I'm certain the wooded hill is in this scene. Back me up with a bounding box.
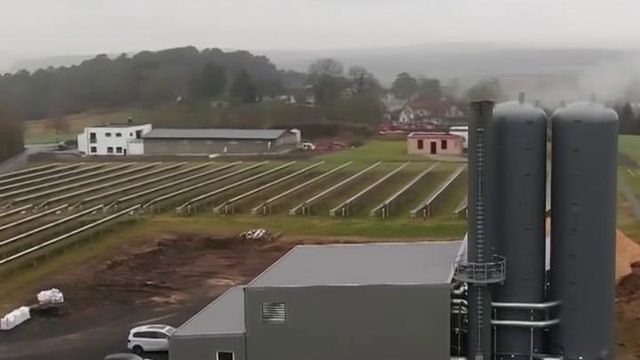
[0,46,306,121]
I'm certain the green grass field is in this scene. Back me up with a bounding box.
[23,109,139,144]
[619,135,640,162]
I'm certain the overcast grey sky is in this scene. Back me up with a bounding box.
[0,0,638,59]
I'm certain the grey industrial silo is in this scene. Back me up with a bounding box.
[548,102,618,360]
[489,99,548,359]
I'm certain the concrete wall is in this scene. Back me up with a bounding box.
[407,137,463,155]
[169,334,245,360]
[244,284,451,360]
[144,134,298,156]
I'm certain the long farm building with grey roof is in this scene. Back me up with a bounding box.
[77,124,301,156]
[142,128,300,156]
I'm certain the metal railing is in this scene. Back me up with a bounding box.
[453,255,506,284]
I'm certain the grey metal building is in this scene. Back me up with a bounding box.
[142,128,300,155]
[170,241,463,360]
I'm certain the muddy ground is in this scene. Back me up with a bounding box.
[0,230,640,359]
[0,233,305,360]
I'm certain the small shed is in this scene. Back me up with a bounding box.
[407,132,464,156]
[170,241,463,360]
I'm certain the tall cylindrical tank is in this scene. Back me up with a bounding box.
[490,100,548,359]
[549,102,618,360]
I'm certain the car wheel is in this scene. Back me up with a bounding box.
[132,345,144,355]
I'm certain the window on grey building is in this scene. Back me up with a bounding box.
[89,132,97,144]
[90,146,97,153]
[105,132,112,137]
[107,147,114,154]
[261,302,286,324]
[116,147,123,154]
[115,132,122,137]
[217,351,234,360]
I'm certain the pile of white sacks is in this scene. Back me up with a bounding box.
[0,307,30,331]
[0,288,64,331]
[37,288,64,305]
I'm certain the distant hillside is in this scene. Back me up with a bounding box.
[261,43,640,103]
[0,46,306,120]
[9,54,119,73]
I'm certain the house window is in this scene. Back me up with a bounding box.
[115,133,122,137]
[441,139,447,150]
[262,302,286,324]
[217,351,234,360]
[105,132,112,137]
[107,147,114,154]
[116,147,123,154]
[417,139,424,150]
[90,146,97,153]
[129,132,133,137]
[89,133,97,144]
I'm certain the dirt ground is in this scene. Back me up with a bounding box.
[616,230,640,360]
[0,232,309,359]
[59,233,304,314]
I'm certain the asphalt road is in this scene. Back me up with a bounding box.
[0,300,208,360]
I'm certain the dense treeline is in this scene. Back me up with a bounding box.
[0,108,24,161]
[616,102,640,135]
[0,46,305,120]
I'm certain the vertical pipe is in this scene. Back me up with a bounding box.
[467,100,495,360]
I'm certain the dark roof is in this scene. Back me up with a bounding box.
[248,241,463,287]
[408,132,463,140]
[143,128,288,140]
[174,286,245,337]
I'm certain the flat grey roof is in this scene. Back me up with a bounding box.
[249,241,463,287]
[174,286,245,337]
[143,128,288,140]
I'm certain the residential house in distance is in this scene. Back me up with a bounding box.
[407,132,464,156]
[399,96,466,126]
[169,241,463,360]
[77,123,151,156]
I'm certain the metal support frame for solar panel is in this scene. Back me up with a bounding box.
[0,205,104,259]
[453,197,468,219]
[369,163,439,219]
[0,205,140,271]
[214,161,324,215]
[176,162,296,215]
[38,162,185,209]
[251,161,352,216]
[0,204,68,233]
[289,162,382,216]
[330,162,409,217]
[85,162,230,210]
[0,163,76,186]
[140,162,259,212]
[0,204,34,220]
[0,163,102,193]
[410,164,467,219]
[0,163,60,180]
[0,163,130,204]
[2,163,146,206]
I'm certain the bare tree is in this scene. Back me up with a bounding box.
[307,59,344,79]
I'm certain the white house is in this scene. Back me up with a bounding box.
[449,126,469,149]
[77,123,152,156]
